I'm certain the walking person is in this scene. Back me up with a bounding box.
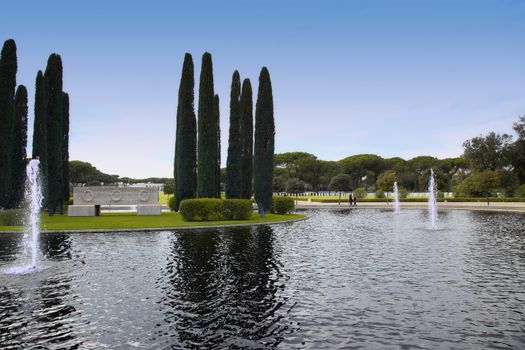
[353,195,357,206]
[348,193,353,207]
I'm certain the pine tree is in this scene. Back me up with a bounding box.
[0,39,17,209]
[174,53,197,211]
[62,92,70,202]
[215,94,221,197]
[32,70,48,205]
[44,53,64,214]
[240,78,253,199]
[9,85,28,208]
[253,67,275,213]
[225,71,242,198]
[197,52,219,198]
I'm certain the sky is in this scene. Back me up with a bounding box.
[1,0,524,178]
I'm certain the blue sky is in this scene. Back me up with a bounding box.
[2,0,524,178]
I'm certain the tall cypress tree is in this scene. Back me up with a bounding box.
[253,67,275,213]
[215,94,221,198]
[225,71,242,198]
[197,52,219,198]
[9,85,28,208]
[62,92,70,202]
[44,53,64,214]
[240,78,253,199]
[174,53,197,211]
[32,70,48,204]
[0,39,17,209]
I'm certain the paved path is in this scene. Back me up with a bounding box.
[294,200,525,212]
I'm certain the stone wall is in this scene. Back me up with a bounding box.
[73,187,159,205]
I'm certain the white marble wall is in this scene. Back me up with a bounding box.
[73,187,159,205]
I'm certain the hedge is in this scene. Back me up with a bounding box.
[179,198,253,221]
[272,197,295,214]
[168,196,175,211]
[0,209,25,226]
[223,199,253,220]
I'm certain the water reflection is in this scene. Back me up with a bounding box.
[42,232,72,260]
[0,232,81,348]
[0,232,23,262]
[0,210,524,349]
[159,226,294,348]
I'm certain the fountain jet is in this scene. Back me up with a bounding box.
[428,168,438,230]
[26,159,43,268]
[393,181,400,214]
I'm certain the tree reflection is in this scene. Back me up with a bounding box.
[160,225,293,348]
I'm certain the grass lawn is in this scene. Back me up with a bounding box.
[0,212,305,231]
[159,192,170,205]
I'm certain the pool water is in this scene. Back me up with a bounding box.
[1,209,524,349]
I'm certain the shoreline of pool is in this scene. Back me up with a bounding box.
[0,215,308,234]
[294,201,525,212]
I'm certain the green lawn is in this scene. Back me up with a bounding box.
[159,192,170,205]
[0,212,305,231]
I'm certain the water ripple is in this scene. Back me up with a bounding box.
[0,209,523,348]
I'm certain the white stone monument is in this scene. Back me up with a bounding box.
[68,187,161,216]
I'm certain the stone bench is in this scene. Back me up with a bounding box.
[68,205,97,217]
[137,205,162,216]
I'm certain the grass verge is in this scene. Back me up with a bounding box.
[0,212,305,232]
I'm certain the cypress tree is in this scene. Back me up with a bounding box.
[197,52,219,198]
[225,71,242,198]
[174,53,197,211]
[0,39,17,209]
[215,94,221,197]
[253,67,275,213]
[240,78,253,199]
[32,70,48,205]
[62,92,70,202]
[9,85,28,208]
[44,53,64,214]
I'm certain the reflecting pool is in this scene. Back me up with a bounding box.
[1,209,524,349]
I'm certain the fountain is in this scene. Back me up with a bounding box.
[393,181,401,214]
[5,159,43,274]
[428,168,438,230]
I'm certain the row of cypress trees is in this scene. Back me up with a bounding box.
[0,38,69,213]
[38,53,70,214]
[173,52,274,213]
[0,39,27,209]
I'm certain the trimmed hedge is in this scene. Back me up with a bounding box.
[223,199,253,220]
[168,196,175,211]
[179,198,253,221]
[272,197,295,214]
[0,209,24,226]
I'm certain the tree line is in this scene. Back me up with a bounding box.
[174,53,275,213]
[273,116,525,197]
[70,115,525,200]
[0,39,70,213]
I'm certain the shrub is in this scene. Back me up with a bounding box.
[398,187,409,199]
[179,198,223,221]
[68,197,74,205]
[272,196,295,215]
[374,190,385,199]
[517,184,525,198]
[0,209,24,226]
[168,195,175,211]
[353,188,366,199]
[223,199,253,220]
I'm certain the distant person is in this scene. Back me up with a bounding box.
[353,196,357,206]
[348,193,353,207]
